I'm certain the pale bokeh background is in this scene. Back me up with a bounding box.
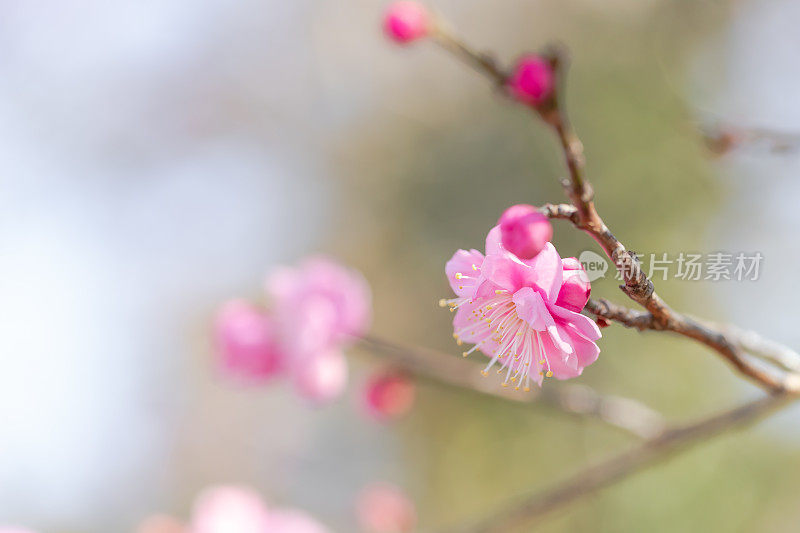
[1,0,800,531]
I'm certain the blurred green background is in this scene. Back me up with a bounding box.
[2,0,800,531]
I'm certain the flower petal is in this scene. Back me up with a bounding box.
[525,242,563,303]
[445,249,484,298]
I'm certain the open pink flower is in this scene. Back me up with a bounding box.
[356,483,416,533]
[441,225,600,389]
[214,300,285,383]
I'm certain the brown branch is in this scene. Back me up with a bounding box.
[423,25,798,393]
[359,335,666,439]
[460,392,795,533]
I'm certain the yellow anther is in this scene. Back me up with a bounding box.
[455,272,463,279]
[485,305,493,310]
[480,370,489,377]
[457,340,463,346]
[546,371,553,378]
[458,285,463,290]
[472,264,478,271]
[501,382,509,388]
[523,387,531,392]
[539,359,545,365]
[495,290,506,295]
[438,299,447,307]
[510,377,516,382]
[497,369,502,374]
[462,352,469,358]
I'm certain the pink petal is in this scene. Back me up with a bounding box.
[445,249,484,298]
[525,242,563,303]
[549,304,602,341]
[555,257,591,312]
[484,225,504,256]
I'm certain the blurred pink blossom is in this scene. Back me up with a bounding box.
[0,528,38,533]
[215,256,371,404]
[498,204,553,260]
[191,485,272,533]
[267,256,371,354]
[507,55,554,105]
[362,371,415,420]
[214,300,285,383]
[356,483,417,533]
[383,1,430,44]
[291,348,349,405]
[442,225,600,389]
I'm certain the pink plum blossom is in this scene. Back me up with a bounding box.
[363,371,415,420]
[215,256,371,404]
[507,55,554,105]
[383,1,430,44]
[356,483,417,533]
[0,529,38,533]
[441,225,601,389]
[498,204,553,259]
[214,300,285,383]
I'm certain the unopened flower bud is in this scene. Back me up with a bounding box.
[507,55,554,105]
[383,1,430,44]
[498,204,553,260]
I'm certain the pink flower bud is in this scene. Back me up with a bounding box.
[556,257,591,312]
[214,301,285,383]
[356,483,416,533]
[363,371,415,420]
[383,1,430,44]
[292,349,348,405]
[507,55,554,105]
[498,204,553,260]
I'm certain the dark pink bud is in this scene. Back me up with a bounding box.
[507,55,554,105]
[556,257,591,312]
[363,371,415,420]
[498,204,553,260]
[383,1,430,44]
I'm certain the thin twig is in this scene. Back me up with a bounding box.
[459,392,794,533]
[426,25,800,393]
[359,335,666,439]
